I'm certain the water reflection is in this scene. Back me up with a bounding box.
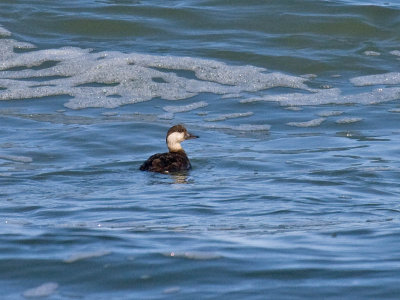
[171,172,189,184]
[146,171,192,185]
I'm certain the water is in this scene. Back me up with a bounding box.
[1,0,400,299]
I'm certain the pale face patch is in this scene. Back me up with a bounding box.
[167,131,185,152]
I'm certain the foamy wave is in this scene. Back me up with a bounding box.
[335,117,363,124]
[390,50,400,57]
[23,282,58,298]
[351,72,400,86]
[205,124,271,131]
[204,112,253,122]
[287,118,325,127]
[241,87,400,106]
[0,36,309,109]
[363,51,381,56]
[285,106,303,111]
[241,89,342,106]
[163,101,208,113]
[221,93,242,99]
[1,25,399,112]
[317,110,344,117]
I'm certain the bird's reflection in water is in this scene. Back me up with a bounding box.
[146,171,194,185]
[170,172,190,184]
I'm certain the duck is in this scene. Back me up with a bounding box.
[139,124,198,173]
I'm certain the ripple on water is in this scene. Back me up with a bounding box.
[0,154,33,163]
[64,250,111,263]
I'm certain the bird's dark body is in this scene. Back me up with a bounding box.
[139,150,191,173]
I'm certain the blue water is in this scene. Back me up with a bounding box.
[1,1,400,299]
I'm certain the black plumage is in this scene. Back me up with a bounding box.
[139,150,191,173]
[139,124,198,174]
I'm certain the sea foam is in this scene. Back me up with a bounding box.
[163,101,208,113]
[205,123,271,131]
[241,87,400,106]
[350,72,400,86]
[1,25,400,113]
[389,50,400,57]
[0,37,308,110]
[287,118,326,127]
[204,112,254,122]
[23,282,58,298]
[335,117,363,124]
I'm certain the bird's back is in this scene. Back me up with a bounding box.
[139,151,191,173]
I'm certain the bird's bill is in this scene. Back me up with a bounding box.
[185,132,199,140]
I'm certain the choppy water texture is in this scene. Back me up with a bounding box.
[1,1,400,299]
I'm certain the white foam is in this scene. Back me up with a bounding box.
[317,110,344,117]
[1,29,399,111]
[0,36,311,109]
[241,89,342,106]
[335,117,363,124]
[363,51,381,56]
[221,93,242,99]
[204,112,253,122]
[287,118,325,127]
[205,123,271,131]
[390,50,400,57]
[241,87,400,106]
[351,72,400,86]
[163,101,208,113]
[0,39,36,62]
[0,46,87,71]
[23,282,58,298]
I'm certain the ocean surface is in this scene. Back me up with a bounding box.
[1,0,400,299]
